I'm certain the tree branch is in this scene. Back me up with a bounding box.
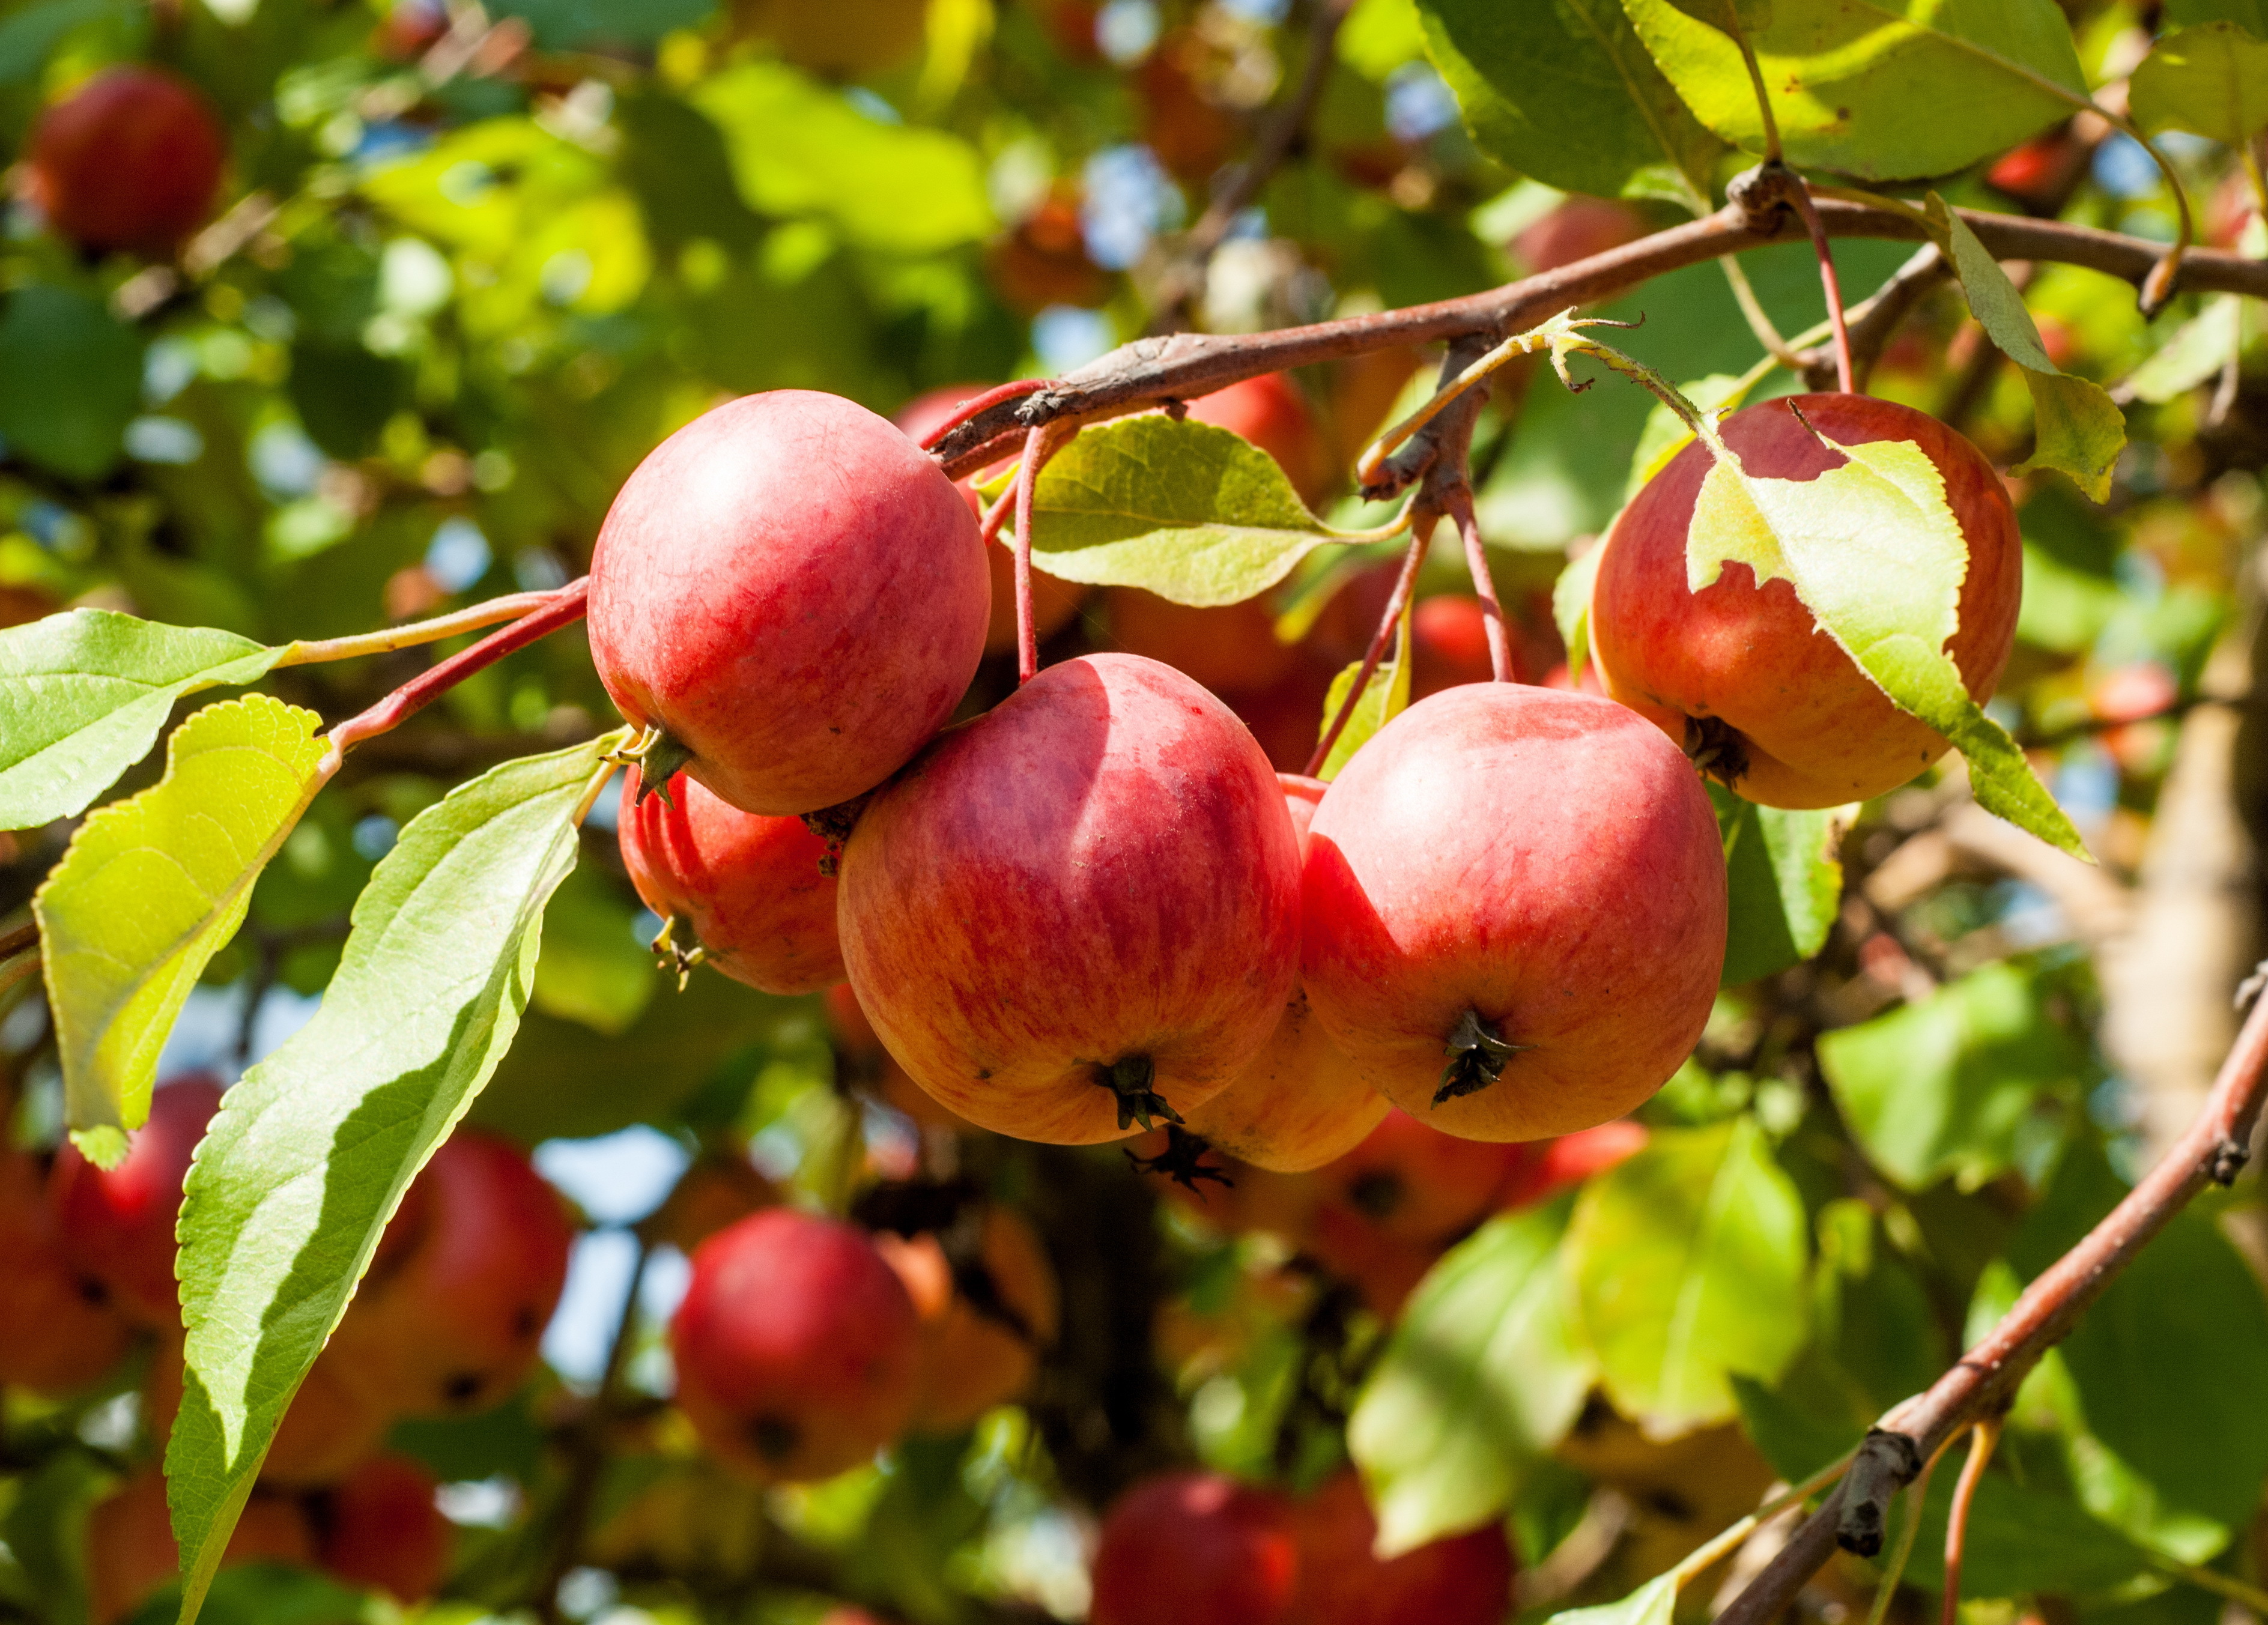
[935,201,2268,479]
[1717,978,2268,1624]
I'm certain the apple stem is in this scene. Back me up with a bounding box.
[1939,1420,1999,1625]
[1124,1125,1234,1194]
[1008,424,1069,685]
[1780,171,1858,393]
[913,379,1053,453]
[317,576,591,778]
[1303,529,1426,778]
[276,584,574,668]
[1444,486,1512,682]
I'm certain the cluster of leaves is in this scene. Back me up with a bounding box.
[0,0,2266,1620]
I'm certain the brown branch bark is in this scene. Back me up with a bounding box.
[1717,979,2268,1623]
[935,200,2268,479]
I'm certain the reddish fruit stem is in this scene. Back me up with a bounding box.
[318,578,591,775]
[915,380,1054,452]
[1786,178,1858,393]
[1302,530,1426,777]
[1010,425,1064,685]
[1445,485,1512,682]
[1940,1421,1998,1625]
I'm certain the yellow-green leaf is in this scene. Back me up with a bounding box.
[1687,423,2088,856]
[1553,542,1604,690]
[1026,416,1337,606]
[2130,22,2268,145]
[2121,295,2243,405]
[1930,198,2126,501]
[1316,610,1413,779]
[34,697,327,1160]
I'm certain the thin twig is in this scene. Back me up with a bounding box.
[1443,485,1510,682]
[1797,243,1953,392]
[1940,1420,1999,1625]
[0,922,35,963]
[276,587,571,667]
[1302,531,1425,776]
[1718,984,2268,1624]
[932,201,2267,480]
[317,579,590,776]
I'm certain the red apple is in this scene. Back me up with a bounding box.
[87,1469,312,1625]
[27,67,226,257]
[1497,1120,1649,1211]
[49,1076,223,1328]
[588,391,989,816]
[1408,595,1503,697]
[1108,591,1301,695]
[873,1203,1060,1433]
[618,764,843,994]
[0,1151,130,1394]
[1288,1470,1514,1624]
[1186,776,1389,1172]
[1590,394,2021,809]
[837,654,1303,1144]
[147,1334,395,1487]
[1512,197,1648,273]
[316,1454,452,1602]
[670,1208,920,1481]
[1090,1471,1300,1625]
[1302,685,1725,1141]
[1312,1108,1526,1247]
[1138,30,1239,183]
[892,385,1091,656]
[326,1130,572,1417]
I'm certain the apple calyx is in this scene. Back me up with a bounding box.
[750,1414,801,1465]
[617,727,696,807]
[1092,1055,1180,1132]
[1683,714,1751,784]
[648,914,706,991]
[1126,1125,1234,1194]
[1434,1009,1528,1105]
[800,793,872,878]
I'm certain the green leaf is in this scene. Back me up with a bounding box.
[529,859,656,1037]
[35,698,328,1155]
[1618,0,2088,178]
[1026,416,1336,606]
[1552,543,1603,688]
[0,0,123,83]
[1816,960,2087,1191]
[2170,0,2266,29]
[1418,0,1723,201]
[0,285,147,480]
[1715,787,1842,985]
[1685,422,2090,856]
[1930,198,2127,501]
[1623,372,1754,501]
[490,0,712,49]
[2122,297,2243,406]
[0,611,284,832]
[1542,1572,1677,1625]
[692,64,994,255]
[1567,1117,1809,1435]
[167,737,611,1624]
[1896,1456,2156,1596]
[1315,610,1413,779]
[1348,1203,1596,1556]
[2130,22,2268,144]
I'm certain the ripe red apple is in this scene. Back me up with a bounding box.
[1138,30,1238,183]
[1312,1108,1526,1247]
[1985,129,2091,214]
[1288,1470,1514,1625]
[88,1469,313,1625]
[49,1076,223,1328]
[1108,591,1301,695]
[837,653,1303,1143]
[1496,1120,1649,1211]
[0,1151,130,1394]
[315,1454,452,1602]
[1589,393,2022,809]
[1187,374,1332,507]
[891,386,1091,656]
[670,1208,920,1481]
[588,390,990,816]
[984,197,1113,313]
[1511,197,1648,273]
[326,1130,572,1417]
[1090,1471,1300,1625]
[27,67,226,258]
[1187,776,1389,1172]
[147,1335,394,1487]
[617,764,843,994]
[1409,595,1503,697]
[1302,685,1725,1141]
[873,1204,1060,1433]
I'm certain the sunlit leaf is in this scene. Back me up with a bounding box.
[0,285,147,480]
[1623,372,1753,500]
[1315,610,1413,779]
[1568,1117,1809,1435]
[1026,416,1336,605]
[1618,0,2087,178]
[2130,22,2268,144]
[1687,425,2090,855]
[0,0,124,84]
[1552,542,1603,688]
[1542,1572,1676,1625]
[1816,960,2088,1191]
[1418,0,1723,201]
[1715,788,1842,985]
[168,737,612,1624]
[1348,1203,1595,1555]
[35,697,327,1159]
[0,611,283,832]
[2122,296,2243,405]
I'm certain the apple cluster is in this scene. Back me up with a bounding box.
[0,1080,571,1620]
